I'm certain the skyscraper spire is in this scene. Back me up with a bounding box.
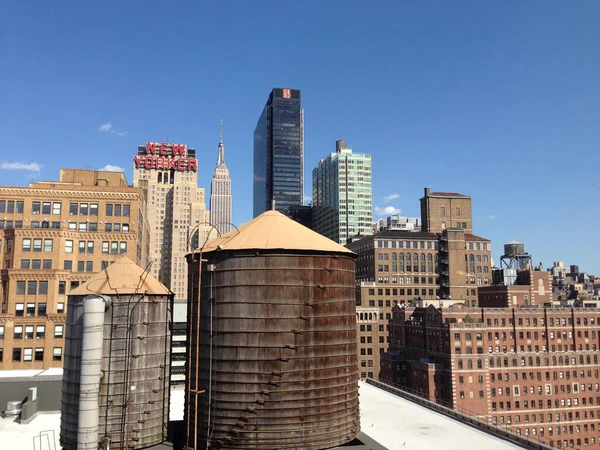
[217,117,225,166]
[210,119,232,235]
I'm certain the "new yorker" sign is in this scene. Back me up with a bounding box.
[134,142,198,172]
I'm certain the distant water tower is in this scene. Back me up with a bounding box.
[60,257,173,450]
[185,210,360,449]
[500,240,532,270]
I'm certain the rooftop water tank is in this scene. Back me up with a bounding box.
[60,257,173,450]
[185,210,360,449]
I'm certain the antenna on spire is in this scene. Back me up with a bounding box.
[219,117,223,144]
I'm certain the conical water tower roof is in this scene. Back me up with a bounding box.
[197,210,354,255]
[70,256,171,296]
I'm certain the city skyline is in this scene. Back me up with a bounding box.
[0,2,598,273]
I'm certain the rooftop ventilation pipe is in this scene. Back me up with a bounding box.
[78,295,110,450]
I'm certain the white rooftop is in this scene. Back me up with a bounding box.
[0,368,63,378]
[359,381,523,450]
[0,412,60,450]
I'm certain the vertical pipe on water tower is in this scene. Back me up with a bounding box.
[77,295,110,450]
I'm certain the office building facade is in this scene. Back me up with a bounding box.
[253,88,304,216]
[133,142,211,385]
[313,139,372,244]
[210,121,232,236]
[0,169,149,370]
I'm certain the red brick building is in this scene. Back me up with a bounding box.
[348,187,492,380]
[387,304,600,449]
[479,270,554,308]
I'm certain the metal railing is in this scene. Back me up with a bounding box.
[365,378,570,450]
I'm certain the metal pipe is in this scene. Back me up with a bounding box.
[78,295,110,450]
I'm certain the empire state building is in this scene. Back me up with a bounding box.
[210,120,232,235]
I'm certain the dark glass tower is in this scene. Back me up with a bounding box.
[253,88,304,217]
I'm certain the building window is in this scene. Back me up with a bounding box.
[441,207,446,216]
[69,203,78,215]
[44,239,53,252]
[43,259,52,269]
[87,241,94,254]
[79,241,86,254]
[57,302,64,313]
[53,347,62,361]
[64,260,73,270]
[106,204,113,216]
[77,261,85,272]
[22,238,31,252]
[38,303,47,316]
[65,240,73,253]
[36,325,45,339]
[25,326,34,339]
[13,348,22,362]
[26,303,36,317]
[27,281,37,295]
[102,241,109,254]
[14,326,23,339]
[0,325,3,340]
[120,241,127,254]
[86,261,93,272]
[54,325,64,338]
[35,348,44,361]
[32,201,41,214]
[39,281,48,295]
[456,207,461,216]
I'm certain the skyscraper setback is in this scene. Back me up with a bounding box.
[253,88,304,217]
[313,139,373,244]
[210,120,232,236]
[133,142,211,304]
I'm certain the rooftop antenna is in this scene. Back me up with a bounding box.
[271,198,276,210]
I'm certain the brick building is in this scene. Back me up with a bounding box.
[0,169,149,370]
[386,304,600,449]
[347,187,492,380]
[479,270,554,308]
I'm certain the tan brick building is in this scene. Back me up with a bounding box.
[347,187,492,380]
[387,304,600,449]
[0,169,149,370]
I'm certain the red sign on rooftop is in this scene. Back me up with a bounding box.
[134,142,197,172]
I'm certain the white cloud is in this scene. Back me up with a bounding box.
[98,164,125,172]
[374,205,401,217]
[99,122,128,136]
[0,161,42,172]
[383,193,400,203]
[303,194,312,204]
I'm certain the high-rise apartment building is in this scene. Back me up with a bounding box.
[253,88,304,217]
[347,187,492,380]
[210,121,232,236]
[385,304,600,450]
[313,139,373,244]
[0,169,149,370]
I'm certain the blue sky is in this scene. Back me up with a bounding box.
[1,1,598,273]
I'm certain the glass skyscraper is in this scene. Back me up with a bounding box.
[253,88,304,217]
[312,140,373,244]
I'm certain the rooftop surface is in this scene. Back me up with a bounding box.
[2,381,527,450]
[358,381,524,450]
